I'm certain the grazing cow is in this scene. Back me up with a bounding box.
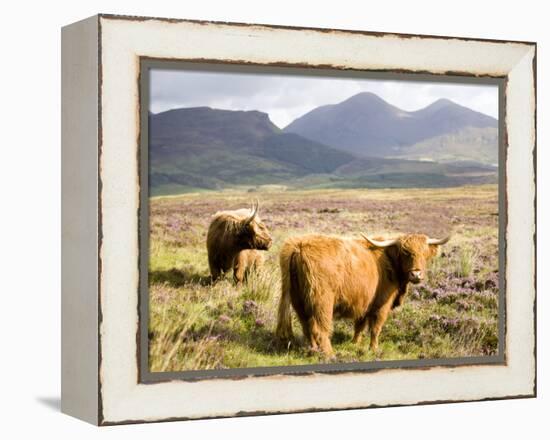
[232,249,265,285]
[275,233,449,356]
[206,201,272,282]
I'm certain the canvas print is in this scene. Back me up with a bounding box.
[145,65,501,373]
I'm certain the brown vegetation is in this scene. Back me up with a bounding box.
[149,186,499,371]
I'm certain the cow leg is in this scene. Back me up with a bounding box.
[210,267,222,283]
[233,261,245,285]
[295,285,334,357]
[300,319,317,350]
[317,333,334,358]
[301,318,335,357]
[208,255,222,282]
[368,304,392,352]
[352,315,369,344]
[309,319,334,357]
[392,283,409,309]
[291,297,318,351]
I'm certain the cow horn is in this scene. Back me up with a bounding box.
[245,199,259,225]
[361,234,398,248]
[427,236,451,245]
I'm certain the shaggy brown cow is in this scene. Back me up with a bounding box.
[206,201,272,282]
[232,249,265,285]
[275,233,449,356]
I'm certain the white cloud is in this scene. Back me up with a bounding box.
[150,68,498,129]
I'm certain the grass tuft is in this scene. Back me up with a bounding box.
[454,245,479,278]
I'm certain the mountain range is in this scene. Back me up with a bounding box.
[149,93,498,195]
[284,92,498,161]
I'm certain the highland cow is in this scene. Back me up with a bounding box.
[206,201,272,282]
[275,233,449,356]
[232,249,265,285]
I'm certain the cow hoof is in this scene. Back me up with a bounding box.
[371,347,383,360]
[319,349,336,361]
[308,346,321,355]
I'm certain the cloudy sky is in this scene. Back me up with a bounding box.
[150,68,499,129]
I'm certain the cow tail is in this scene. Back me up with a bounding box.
[276,248,297,343]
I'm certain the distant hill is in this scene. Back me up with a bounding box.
[149,101,498,196]
[149,107,355,195]
[150,106,278,152]
[329,157,496,189]
[283,92,498,162]
[390,126,498,164]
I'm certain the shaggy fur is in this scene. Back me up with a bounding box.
[233,249,265,284]
[276,233,447,356]
[206,207,272,282]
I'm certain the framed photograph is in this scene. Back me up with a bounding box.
[61,14,536,425]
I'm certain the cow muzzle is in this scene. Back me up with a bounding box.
[408,270,424,284]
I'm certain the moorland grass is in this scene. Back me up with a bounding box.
[149,185,499,371]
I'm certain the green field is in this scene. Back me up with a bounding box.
[148,185,499,372]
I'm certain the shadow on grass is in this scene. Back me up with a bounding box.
[149,268,211,287]
[331,329,352,345]
[243,328,355,364]
[245,327,291,355]
[235,323,324,359]
[185,318,311,358]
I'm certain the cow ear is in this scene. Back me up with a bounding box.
[427,236,449,258]
[428,244,440,258]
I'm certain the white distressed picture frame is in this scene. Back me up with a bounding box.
[61,14,536,425]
